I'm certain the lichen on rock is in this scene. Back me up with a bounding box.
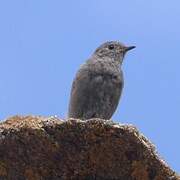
[0,116,179,180]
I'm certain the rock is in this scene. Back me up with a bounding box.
[0,116,179,180]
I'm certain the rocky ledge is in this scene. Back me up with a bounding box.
[0,116,179,180]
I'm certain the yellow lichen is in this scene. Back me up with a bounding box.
[0,161,7,176]
[131,161,149,180]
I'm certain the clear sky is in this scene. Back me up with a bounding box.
[0,0,179,172]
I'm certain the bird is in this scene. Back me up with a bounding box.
[68,41,135,120]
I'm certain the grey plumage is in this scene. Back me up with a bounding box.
[68,41,135,120]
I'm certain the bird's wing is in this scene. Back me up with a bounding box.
[68,66,101,119]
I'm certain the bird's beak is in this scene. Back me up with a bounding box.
[124,46,136,52]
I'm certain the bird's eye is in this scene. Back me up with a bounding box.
[108,44,114,50]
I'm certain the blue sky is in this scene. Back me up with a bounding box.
[0,0,179,172]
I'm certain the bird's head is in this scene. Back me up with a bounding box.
[94,41,135,65]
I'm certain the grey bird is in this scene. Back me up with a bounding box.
[68,41,135,120]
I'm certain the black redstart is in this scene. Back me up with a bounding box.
[68,41,135,120]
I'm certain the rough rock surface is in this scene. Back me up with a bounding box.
[0,116,179,180]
